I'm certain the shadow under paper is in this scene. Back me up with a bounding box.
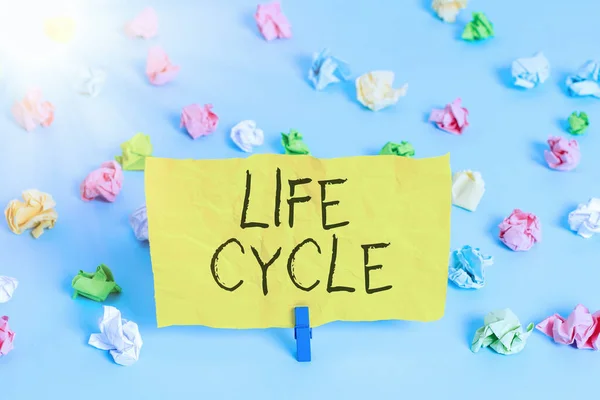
[487,215,504,249]
[556,202,579,232]
[294,54,313,87]
[530,141,549,168]
[464,314,482,349]
[241,10,262,40]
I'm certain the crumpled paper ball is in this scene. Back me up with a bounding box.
[536,304,600,350]
[379,141,414,157]
[461,12,494,41]
[12,89,54,132]
[498,209,541,251]
[566,60,600,98]
[230,120,264,152]
[115,133,153,171]
[0,316,15,357]
[452,170,484,211]
[429,98,469,135]
[448,245,493,289]
[281,129,310,155]
[432,0,467,23]
[511,52,550,89]
[355,71,408,111]
[471,309,534,355]
[567,111,589,135]
[0,276,18,303]
[78,67,107,97]
[146,46,179,86]
[80,161,124,202]
[5,189,58,239]
[255,1,292,41]
[568,198,600,239]
[308,48,351,91]
[544,136,580,171]
[180,104,219,139]
[88,306,143,366]
[129,204,148,241]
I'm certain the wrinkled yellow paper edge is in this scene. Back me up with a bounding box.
[146,154,451,328]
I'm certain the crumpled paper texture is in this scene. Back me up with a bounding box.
[144,154,452,328]
[429,98,469,135]
[231,120,264,152]
[536,304,600,350]
[512,52,550,89]
[379,141,414,157]
[308,48,351,90]
[462,12,494,41]
[566,60,600,98]
[255,1,291,41]
[125,7,158,39]
[88,306,142,366]
[568,111,589,135]
[0,316,15,357]
[146,46,179,86]
[5,189,58,238]
[72,264,121,302]
[356,71,408,111]
[471,309,534,355]
[448,245,493,289]
[80,161,124,202]
[0,276,18,303]
[78,67,106,97]
[115,133,153,171]
[130,204,149,241]
[568,198,600,238]
[281,129,310,155]
[432,0,467,23]
[12,89,54,132]
[180,104,219,139]
[544,136,580,171]
[498,209,541,251]
[452,170,484,211]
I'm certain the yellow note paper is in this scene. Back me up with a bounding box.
[146,154,451,328]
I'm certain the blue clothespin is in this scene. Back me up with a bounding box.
[294,306,312,362]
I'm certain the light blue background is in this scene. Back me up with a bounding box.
[1,0,599,398]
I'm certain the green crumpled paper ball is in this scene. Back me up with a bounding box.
[379,141,415,157]
[115,133,153,171]
[462,12,494,41]
[72,264,122,302]
[281,129,310,155]
[568,111,589,135]
[471,308,534,355]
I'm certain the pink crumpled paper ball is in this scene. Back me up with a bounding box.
[536,304,600,350]
[80,161,124,202]
[255,1,292,41]
[0,316,15,356]
[146,46,180,86]
[544,136,581,171]
[498,209,541,251]
[125,7,158,39]
[429,97,469,135]
[12,89,54,132]
[180,104,219,139]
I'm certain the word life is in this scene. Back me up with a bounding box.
[209,169,394,296]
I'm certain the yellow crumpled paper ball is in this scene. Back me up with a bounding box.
[355,71,408,111]
[5,189,58,238]
[44,17,76,43]
[432,0,467,23]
